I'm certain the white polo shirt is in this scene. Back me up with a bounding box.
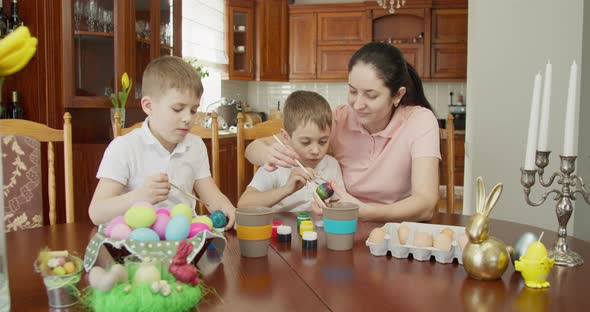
[97,118,211,212]
[248,155,344,212]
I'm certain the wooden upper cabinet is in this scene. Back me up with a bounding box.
[396,43,425,78]
[317,45,360,80]
[431,44,467,78]
[255,0,288,81]
[317,12,369,45]
[289,13,317,80]
[432,9,467,43]
[227,2,255,80]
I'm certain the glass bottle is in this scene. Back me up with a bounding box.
[0,2,8,37]
[10,91,23,119]
[7,0,22,34]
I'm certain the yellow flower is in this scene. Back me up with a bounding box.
[121,72,130,91]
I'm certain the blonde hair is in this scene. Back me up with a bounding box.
[283,91,332,135]
[142,55,204,100]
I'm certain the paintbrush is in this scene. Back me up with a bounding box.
[272,134,329,185]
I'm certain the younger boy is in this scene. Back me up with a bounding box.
[237,91,344,212]
[89,56,235,229]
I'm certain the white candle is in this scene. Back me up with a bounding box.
[563,61,578,156]
[537,61,552,151]
[524,72,542,170]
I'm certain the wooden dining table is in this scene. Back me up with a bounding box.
[6,212,590,311]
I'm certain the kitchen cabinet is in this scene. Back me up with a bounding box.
[227,0,255,80]
[317,45,361,80]
[317,11,369,45]
[430,9,467,79]
[289,12,316,80]
[255,0,289,81]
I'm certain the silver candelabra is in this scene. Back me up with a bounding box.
[521,151,590,267]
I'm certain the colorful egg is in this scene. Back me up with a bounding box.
[171,203,193,220]
[165,215,190,240]
[110,223,132,240]
[130,228,161,241]
[188,222,211,238]
[210,210,227,229]
[151,213,170,240]
[316,182,334,200]
[105,215,126,237]
[192,215,213,229]
[125,205,156,229]
[156,208,170,217]
[63,261,76,274]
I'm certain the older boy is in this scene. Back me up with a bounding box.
[237,91,344,212]
[89,56,235,228]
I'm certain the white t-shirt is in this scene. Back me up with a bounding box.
[96,118,211,212]
[248,155,344,212]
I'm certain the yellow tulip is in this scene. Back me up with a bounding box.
[121,72,130,91]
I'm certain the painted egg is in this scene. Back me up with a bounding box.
[130,228,161,241]
[110,223,132,240]
[368,227,387,244]
[188,222,211,238]
[433,233,452,252]
[53,266,66,276]
[458,234,468,251]
[171,203,193,220]
[156,208,170,217]
[105,215,126,237]
[151,213,170,240]
[397,224,411,245]
[192,215,213,229]
[210,210,227,229]
[413,232,433,247]
[125,205,156,229]
[63,261,76,274]
[165,215,190,240]
[316,182,334,200]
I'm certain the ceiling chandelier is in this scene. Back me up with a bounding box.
[377,0,406,14]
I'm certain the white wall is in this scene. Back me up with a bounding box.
[466,0,583,235]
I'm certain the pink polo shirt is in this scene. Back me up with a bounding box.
[330,105,440,204]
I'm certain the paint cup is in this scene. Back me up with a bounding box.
[323,202,359,251]
[236,207,274,257]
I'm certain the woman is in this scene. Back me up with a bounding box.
[245,42,440,222]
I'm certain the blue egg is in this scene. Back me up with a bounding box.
[130,228,160,241]
[210,210,227,228]
[165,215,191,240]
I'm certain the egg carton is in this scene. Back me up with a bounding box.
[365,222,466,264]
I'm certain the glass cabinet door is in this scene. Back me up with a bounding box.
[228,5,254,80]
[160,0,174,56]
[73,0,115,98]
[135,0,152,101]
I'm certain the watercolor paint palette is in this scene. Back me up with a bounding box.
[365,222,466,264]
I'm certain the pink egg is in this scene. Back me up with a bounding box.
[110,223,132,240]
[104,216,126,237]
[156,209,170,217]
[188,222,211,238]
[151,213,170,240]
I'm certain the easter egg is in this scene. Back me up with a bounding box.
[192,215,213,229]
[125,205,157,229]
[156,208,170,217]
[105,215,126,237]
[523,241,548,261]
[188,222,211,238]
[171,203,193,220]
[134,264,161,285]
[130,228,161,241]
[413,232,433,247]
[151,213,170,240]
[63,261,76,274]
[316,182,334,200]
[210,210,227,229]
[165,215,191,240]
[53,266,66,276]
[368,227,387,244]
[433,233,452,252]
[110,223,132,240]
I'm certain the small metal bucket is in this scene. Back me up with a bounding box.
[34,256,82,308]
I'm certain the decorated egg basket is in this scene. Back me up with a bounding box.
[83,203,227,272]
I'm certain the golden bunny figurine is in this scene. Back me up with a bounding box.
[463,177,513,280]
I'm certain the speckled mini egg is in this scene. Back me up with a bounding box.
[316,182,334,200]
[210,210,227,229]
[124,205,156,229]
[105,216,126,237]
[151,213,170,240]
[368,227,387,244]
[165,215,190,240]
[413,232,433,248]
[110,223,132,240]
[192,215,213,229]
[156,208,170,217]
[130,228,161,241]
[433,233,452,252]
[397,224,411,245]
[170,203,193,220]
[188,222,211,238]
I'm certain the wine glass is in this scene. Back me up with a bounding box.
[85,0,98,32]
[73,0,84,31]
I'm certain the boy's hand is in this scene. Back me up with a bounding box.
[138,173,170,204]
[283,167,310,194]
[221,206,236,230]
[263,142,299,172]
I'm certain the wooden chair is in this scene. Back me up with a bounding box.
[237,112,284,199]
[0,113,74,225]
[439,113,456,213]
[113,111,219,215]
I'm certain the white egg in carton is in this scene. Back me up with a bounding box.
[365,222,466,264]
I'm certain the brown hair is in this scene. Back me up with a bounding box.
[283,91,332,135]
[142,55,204,100]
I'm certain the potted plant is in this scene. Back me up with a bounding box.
[109,72,132,129]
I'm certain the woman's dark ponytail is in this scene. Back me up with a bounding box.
[401,62,432,110]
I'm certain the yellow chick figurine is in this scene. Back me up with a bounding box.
[515,236,554,288]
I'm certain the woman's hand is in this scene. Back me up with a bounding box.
[262,142,299,172]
